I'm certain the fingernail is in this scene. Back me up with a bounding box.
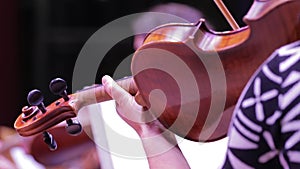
[102,75,112,94]
[102,75,109,85]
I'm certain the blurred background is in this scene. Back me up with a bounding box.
[0,0,252,168]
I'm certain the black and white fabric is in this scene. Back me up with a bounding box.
[223,40,300,169]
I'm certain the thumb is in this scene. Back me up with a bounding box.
[102,75,145,124]
[102,75,133,106]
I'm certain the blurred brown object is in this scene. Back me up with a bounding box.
[0,126,19,169]
[0,126,22,154]
[0,124,100,169]
[0,126,16,140]
[30,126,100,169]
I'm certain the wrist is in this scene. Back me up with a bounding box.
[138,122,164,138]
[137,121,178,145]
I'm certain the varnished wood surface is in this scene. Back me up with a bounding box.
[132,0,300,141]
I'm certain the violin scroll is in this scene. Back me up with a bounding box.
[15,76,136,149]
[15,78,82,150]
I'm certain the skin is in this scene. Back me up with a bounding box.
[102,75,191,169]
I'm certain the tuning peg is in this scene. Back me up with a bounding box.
[65,119,82,136]
[43,131,57,151]
[27,89,47,113]
[49,78,69,101]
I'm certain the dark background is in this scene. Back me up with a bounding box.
[0,0,252,127]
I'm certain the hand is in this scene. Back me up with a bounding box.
[102,75,191,169]
[102,75,170,138]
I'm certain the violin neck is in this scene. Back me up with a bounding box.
[74,76,136,110]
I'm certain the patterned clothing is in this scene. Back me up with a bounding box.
[223,41,300,169]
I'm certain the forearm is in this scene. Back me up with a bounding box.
[138,124,190,169]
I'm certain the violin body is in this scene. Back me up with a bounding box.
[131,0,300,141]
[14,0,300,142]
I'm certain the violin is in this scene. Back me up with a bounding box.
[132,0,300,142]
[14,0,300,149]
